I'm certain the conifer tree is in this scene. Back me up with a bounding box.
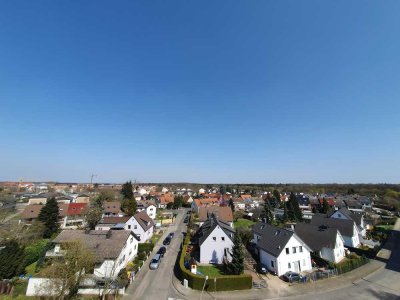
[226,233,244,275]
[228,198,235,213]
[38,197,60,238]
[262,200,273,224]
[121,198,138,216]
[0,240,25,279]
[121,181,134,200]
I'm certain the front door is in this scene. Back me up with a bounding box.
[294,260,300,272]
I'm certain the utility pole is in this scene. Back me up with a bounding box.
[90,174,97,185]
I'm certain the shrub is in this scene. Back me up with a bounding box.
[335,255,369,274]
[138,243,154,255]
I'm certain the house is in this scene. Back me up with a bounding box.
[49,230,139,278]
[75,194,90,203]
[130,211,154,243]
[343,199,364,214]
[198,206,233,227]
[329,207,365,236]
[158,193,174,208]
[193,214,235,264]
[294,223,345,263]
[20,204,44,225]
[96,211,154,243]
[191,198,219,213]
[136,200,157,219]
[102,201,124,217]
[233,198,246,210]
[27,195,48,205]
[253,222,312,276]
[310,214,360,248]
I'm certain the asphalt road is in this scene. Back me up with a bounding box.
[124,208,187,300]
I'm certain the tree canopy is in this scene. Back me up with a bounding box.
[38,197,60,238]
[121,181,134,200]
[225,234,244,275]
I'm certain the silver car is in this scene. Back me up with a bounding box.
[149,254,161,270]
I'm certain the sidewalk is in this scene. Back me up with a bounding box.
[171,258,385,300]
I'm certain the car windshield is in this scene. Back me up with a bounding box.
[151,259,157,263]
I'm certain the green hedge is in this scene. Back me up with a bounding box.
[177,234,252,291]
[138,243,154,255]
[335,255,369,274]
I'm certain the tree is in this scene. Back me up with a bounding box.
[228,198,235,213]
[225,234,244,275]
[272,189,281,208]
[0,240,25,279]
[287,192,302,222]
[121,181,134,200]
[121,198,138,217]
[262,200,273,224]
[173,195,183,209]
[321,198,330,214]
[83,206,103,229]
[282,201,288,222]
[41,241,94,299]
[219,185,226,195]
[38,197,60,238]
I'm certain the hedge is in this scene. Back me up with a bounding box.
[335,255,369,274]
[138,243,154,255]
[177,233,252,291]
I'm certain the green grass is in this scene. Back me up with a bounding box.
[197,265,225,277]
[233,218,255,229]
[375,225,394,231]
[25,261,37,276]
[152,233,163,244]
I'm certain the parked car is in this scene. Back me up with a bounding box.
[163,236,171,245]
[187,210,191,215]
[149,254,162,270]
[256,264,268,274]
[157,246,166,257]
[169,232,175,239]
[281,271,302,283]
[183,217,189,223]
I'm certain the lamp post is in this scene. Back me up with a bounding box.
[200,275,208,300]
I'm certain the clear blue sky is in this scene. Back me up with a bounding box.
[1,1,399,183]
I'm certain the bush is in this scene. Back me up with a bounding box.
[23,239,50,269]
[335,255,369,274]
[138,243,154,255]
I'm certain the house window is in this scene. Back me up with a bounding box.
[299,246,303,253]
[271,260,274,268]
[134,225,137,229]
[128,225,131,229]
[221,237,225,241]
[213,237,216,241]
[288,263,291,269]
[286,248,289,254]
[130,237,133,243]
[292,247,297,254]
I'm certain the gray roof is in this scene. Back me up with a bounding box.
[53,230,136,263]
[294,223,340,252]
[310,215,356,237]
[329,207,362,226]
[194,214,235,246]
[253,222,296,256]
[133,211,154,231]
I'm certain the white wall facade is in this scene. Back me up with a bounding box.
[319,232,345,263]
[200,226,234,264]
[259,236,312,276]
[146,205,156,219]
[126,217,153,243]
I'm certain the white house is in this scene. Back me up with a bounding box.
[311,215,360,248]
[49,230,139,279]
[253,222,313,276]
[194,214,235,264]
[136,200,157,219]
[96,211,154,243]
[102,201,124,217]
[294,223,345,263]
[198,206,233,228]
[329,208,365,236]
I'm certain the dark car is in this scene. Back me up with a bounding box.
[163,237,171,245]
[187,210,191,215]
[183,217,189,223]
[281,271,302,283]
[257,264,268,274]
[157,246,166,257]
[169,232,174,239]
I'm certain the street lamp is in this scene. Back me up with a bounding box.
[200,275,208,300]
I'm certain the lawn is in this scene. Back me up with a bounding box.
[25,261,37,276]
[197,265,225,277]
[375,224,394,231]
[234,218,255,229]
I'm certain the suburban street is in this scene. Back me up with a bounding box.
[124,208,187,300]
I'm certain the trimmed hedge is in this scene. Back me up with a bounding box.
[335,255,369,274]
[177,233,252,291]
[138,242,154,255]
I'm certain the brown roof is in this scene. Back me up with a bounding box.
[198,206,233,223]
[133,211,154,231]
[100,216,132,224]
[159,193,174,204]
[103,201,121,213]
[194,198,219,207]
[53,230,134,263]
[21,204,43,219]
[240,194,252,200]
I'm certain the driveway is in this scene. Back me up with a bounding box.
[124,208,188,300]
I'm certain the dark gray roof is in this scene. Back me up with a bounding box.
[310,215,356,237]
[294,223,340,252]
[194,214,235,246]
[253,222,309,257]
[329,207,362,226]
[133,211,154,231]
[53,230,136,263]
